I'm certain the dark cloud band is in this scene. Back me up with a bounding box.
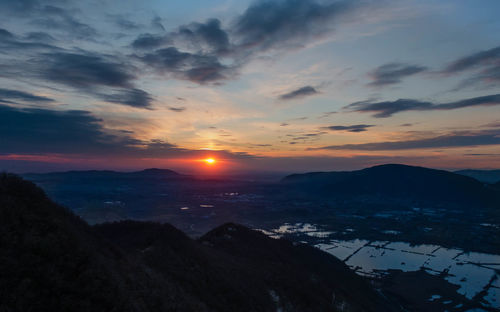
[40,52,135,88]
[323,124,374,132]
[345,94,500,118]
[36,52,153,108]
[368,63,427,87]
[279,86,318,100]
[444,45,500,89]
[0,88,54,103]
[312,130,500,151]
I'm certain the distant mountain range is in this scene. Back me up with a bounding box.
[282,164,499,206]
[455,169,500,184]
[22,164,500,209]
[0,173,397,312]
[23,168,184,180]
[23,164,500,185]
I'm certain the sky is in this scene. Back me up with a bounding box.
[0,0,499,174]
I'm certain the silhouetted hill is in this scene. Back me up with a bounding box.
[0,173,203,311]
[493,181,500,190]
[0,173,397,311]
[282,164,496,205]
[130,168,181,176]
[200,223,397,311]
[22,168,184,181]
[455,169,500,184]
[96,220,396,312]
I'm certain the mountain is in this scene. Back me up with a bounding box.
[0,173,397,311]
[282,164,497,205]
[493,180,500,190]
[96,221,398,312]
[22,168,183,181]
[0,173,201,311]
[455,169,500,184]
[199,223,393,311]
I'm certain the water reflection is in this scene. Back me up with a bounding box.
[262,223,500,309]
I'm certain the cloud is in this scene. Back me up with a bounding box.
[346,99,432,118]
[131,18,234,84]
[0,27,59,51]
[137,47,232,83]
[437,94,500,109]
[24,31,56,42]
[40,52,135,88]
[35,6,97,39]
[0,88,54,103]
[131,0,374,85]
[318,111,337,119]
[4,0,381,89]
[443,45,500,88]
[99,89,153,109]
[0,49,153,109]
[445,46,500,73]
[464,153,500,157]
[132,34,170,50]
[0,103,251,160]
[232,0,355,53]
[0,28,15,39]
[0,1,97,39]
[168,106,186,112]
[312,129,500,151]
[0,104,128,154]
[133,18,229,54]
[0,0,41,16]
[368,63,426,86]
[178,18,230,54]
[283,131,326,145]
[133,0,359,55]
[151,16,165,32]
[290,116,308,121]
[323,124,374,132]
[279,86,318,100]
[29,51,153,109]
[109,14,141,30]
[304,132,326,136]
[482,121,500,128]
[345,94,500,118]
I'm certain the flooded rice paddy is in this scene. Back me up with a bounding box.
[261,223,500,310]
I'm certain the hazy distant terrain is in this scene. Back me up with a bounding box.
[455,169,500,184]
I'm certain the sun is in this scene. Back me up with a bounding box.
[204,158,215,164]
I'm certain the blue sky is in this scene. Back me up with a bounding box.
[0,0,499,173]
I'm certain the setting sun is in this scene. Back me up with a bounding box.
[204,158,215,164]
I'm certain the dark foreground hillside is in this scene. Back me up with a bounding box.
[0,173,398,312]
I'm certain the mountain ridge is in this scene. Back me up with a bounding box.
[281,163,498,206]
[22,167,181,178]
